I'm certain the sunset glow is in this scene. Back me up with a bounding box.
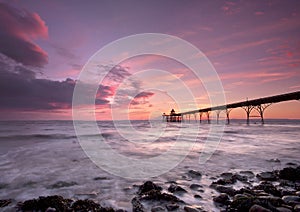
[0,1,299,120]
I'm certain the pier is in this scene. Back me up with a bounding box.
[163,91,300,124]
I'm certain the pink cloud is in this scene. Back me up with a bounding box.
[0,3,48,67]
[221,1,240,15]
[255,11,264,16]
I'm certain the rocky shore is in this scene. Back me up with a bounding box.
[1,165,300,212]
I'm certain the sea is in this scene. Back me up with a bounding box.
[0,119,300,211]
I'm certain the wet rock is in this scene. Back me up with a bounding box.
[220,172,234,179]
[138,181,162,195]
[253,181,281,197]
[234,173,248,182]
[20,195,72,211]
[279,167,300,181]
[269,158,281,163]
[276,207,292,212]
[256,171,277,181]
[168,184,187,194]
[184,205,202,212]
[213,193,230,205]
[47,181,78,189]
[189,184,202,191]
[249,204,272,212]
[255,196,283,207]
[71,199,114,211]
[140,190,183,203]
[187,170,202,179]
[294,204,300,212]
[235,188,256,196]
[212,173,237,185]
[93,176,110,180]
[282,195,300,205]
[240,171,255,178]
[286,162,297,166]
[0,199,12,208]
[166,203,179,211]
[132,197,145,212]
[194,194,202,199]
[230,194,255,211]
[151,205,165,212]
[215,185,236,196]
[45,207,56,212]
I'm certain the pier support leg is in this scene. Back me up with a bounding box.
[199,112,202,123]
[226,109,232,125]
[206,112,210,124]
[242,105,254,125]
[254,103,272,125]
[215,110,221,124]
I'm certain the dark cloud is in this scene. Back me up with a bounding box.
[0,2,48,67]
[135,91,154,99]
[130,92,154,106]
[0,55,112,111]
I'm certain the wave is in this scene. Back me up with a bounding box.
[0,134,77,141]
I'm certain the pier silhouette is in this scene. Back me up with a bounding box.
[163,91,300,124]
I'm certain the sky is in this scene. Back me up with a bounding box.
[0,0,299,120]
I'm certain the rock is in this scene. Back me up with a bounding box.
[279,167,300,181]
[71,199,114,211]
[282,195,300,205]
[294,204,300,212]
[215,185,236,196]
[296,191,300,196]
[220,172,234,179]
[212,173,237,185]
[168,184,187,194]
[20,195,72,211]
[184,205,201,212]
[0,199,12,208]
[276,207,292,212]
[138,181,162,195]
[249,204,272,212]
[166,203,179,211]
[253,181,281,197]
[187,170,202,179]
[139,190,184,203]
[189,184,202,191]
[151,206,165,212]
[255,196,283,207]
[235,188,256,196]
[286,162,297,166]
[269,158,281,163]
[213,193,230,205]
[93,176,110,180]
[132,197,145,212]
[240,171,255,178]
[234,174,248,182]
[256,171,277,181]
[47,181,78,189]
[230,194,254,211]
[194,194,202,199]
[45,207,56,212]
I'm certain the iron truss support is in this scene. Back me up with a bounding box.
[242,105,255,125]
[254,103,272,125]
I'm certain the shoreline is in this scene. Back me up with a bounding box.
[1,164,300,212]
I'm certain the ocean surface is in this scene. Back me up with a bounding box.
[0,119,300,211]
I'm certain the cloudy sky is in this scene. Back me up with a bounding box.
[0,0,299,120]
